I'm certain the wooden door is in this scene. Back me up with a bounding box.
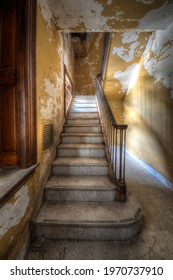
[0,0,18,165]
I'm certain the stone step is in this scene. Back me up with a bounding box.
[64,124,101,133]
[57,143,105,157]
[71,100,97,104]
[66,118,100,125]
[52,157,108,176]
[68,112,99,118]
[61,133,103,144]
[69,107,98,113]
[34,196,142,240]
[71,103,97,107]
[45,175,115,201]
[73,95,96,99]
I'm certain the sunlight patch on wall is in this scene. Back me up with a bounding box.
[114,63,140,94]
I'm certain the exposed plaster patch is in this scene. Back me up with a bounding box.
[39,0,52,28]
[121,32,139,43]
[112,41,140,62]
[143,23,173,98]
[0,185,29,238]
[138,1,173,30]
[114,63,140,94]
[40,73,63,120]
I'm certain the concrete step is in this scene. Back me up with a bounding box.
[66,118,100,125]
[64,124,101,133]
[34,195,142,240]
[57,143,105,157]
[69,107,98,113]
[61,133,103,144]
[45,175,115,201]
[68,112,99,118]
[52,157,108,176]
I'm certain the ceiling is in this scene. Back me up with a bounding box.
[39,0,173,32]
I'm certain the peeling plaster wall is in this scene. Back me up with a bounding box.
[103,32,151,100]
[75,33,104,95]
[0,2,74,259]
[44,0,173,32]
[124,23,173,183]
[104,24,173,183]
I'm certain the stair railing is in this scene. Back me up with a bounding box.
[96,74,128,201]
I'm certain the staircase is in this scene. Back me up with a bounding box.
[33,95,142,241]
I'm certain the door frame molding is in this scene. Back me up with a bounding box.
[17,0,37,168]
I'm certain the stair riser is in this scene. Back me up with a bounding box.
[70,108,98,113]
[52,165,108,176]
[68,112,99,118]
[35,221,142,240]
[61,136,103,144]
[64,126,101,133]
[45,190,115,202]
[66,119,100,125]
[57,148,105,157]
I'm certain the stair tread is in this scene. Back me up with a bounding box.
[45,175,115,190]
[35,198,140,225]
[62,133,102,136]
[52,157,108,166]
[58,143,104,149]
[64,124,101,127]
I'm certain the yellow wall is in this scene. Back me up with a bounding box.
[75,33,104,95]
[0,3,75,259]
[103,24,173,183]
[124,24,173,182]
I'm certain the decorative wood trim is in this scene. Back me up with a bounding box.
[17,0,37,168]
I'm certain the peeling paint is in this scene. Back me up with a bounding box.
[0,185,29,238]
[112,41,140,62]
[143,23,173,97]
[138,1,173,30]
[41,0,173,31]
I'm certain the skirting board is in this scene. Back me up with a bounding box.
[126,149,173,191]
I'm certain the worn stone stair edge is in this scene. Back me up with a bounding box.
[58,144,105,149]
[61,133,103,136]
[45,186,115,191]
[36,215,142,228]
[64,124,102,127]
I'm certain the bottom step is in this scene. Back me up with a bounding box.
[34,193,142,241]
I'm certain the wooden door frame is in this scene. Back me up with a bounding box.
[17,0,37,168]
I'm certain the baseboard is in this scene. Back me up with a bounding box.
[126,149,173,191]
